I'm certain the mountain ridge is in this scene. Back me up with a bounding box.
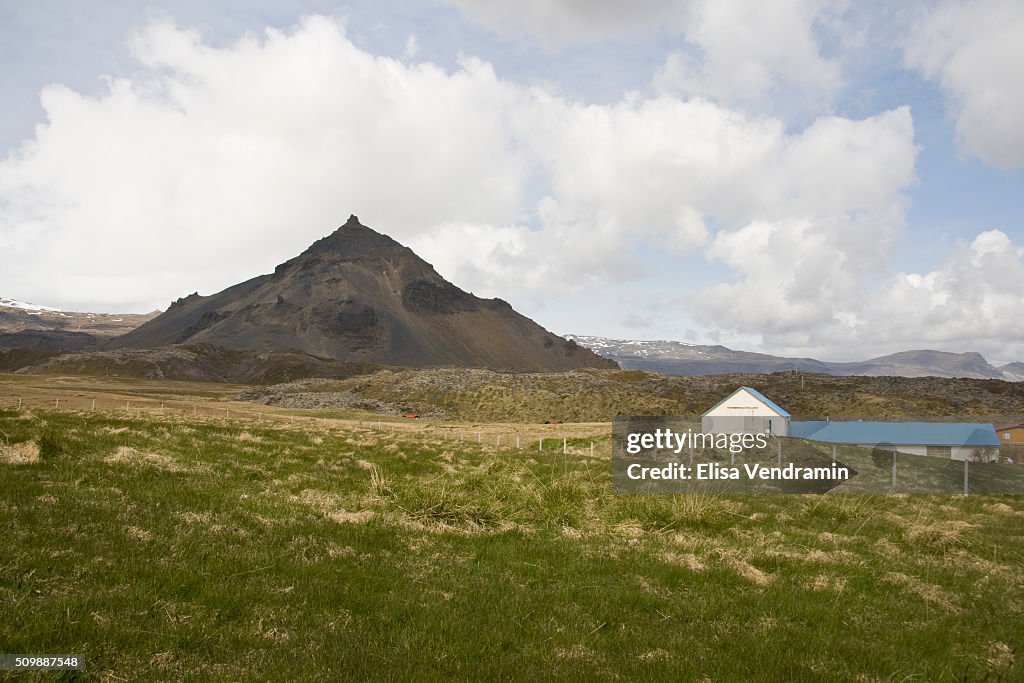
[567,335,1023,381]
[0,298,160,337]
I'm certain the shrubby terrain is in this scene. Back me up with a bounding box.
[240,368,1024,422]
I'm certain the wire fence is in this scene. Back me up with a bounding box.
[0,394,287,422]
[0,394,604,458]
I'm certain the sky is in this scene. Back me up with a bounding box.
[0,0,1022,363]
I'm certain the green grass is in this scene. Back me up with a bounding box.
[1,408,1022,681]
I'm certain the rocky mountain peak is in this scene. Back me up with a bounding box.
[305,214,404,258]
[110,216,617,371]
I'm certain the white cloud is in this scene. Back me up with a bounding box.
[703,219,854,336]
[860,230,1024,359]
[905,0,1024,169]
[0,16,917,318]
[652,0,842,115]
[697,107,916,330]
[447,0,843,115]
[701,223,1024,361]
[411,99,917,316]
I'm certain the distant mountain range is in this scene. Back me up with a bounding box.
[4,226,1023,383]
[566,336,1024,381]
[0,298,159,339]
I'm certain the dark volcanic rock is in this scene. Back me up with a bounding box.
[19,344,384,384]
[0,323,106,373]
[0,329,99,352]
[401,280,478,314]
[110,216,616,372]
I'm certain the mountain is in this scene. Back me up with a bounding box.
[567,336,1022,381]
[999,362,1024,382]
[828,350,1004,379]
[0,298,160,337]
[0,298,161,371]
[567,337,832,375]
[111,216,616,372]
[0,297,61,312]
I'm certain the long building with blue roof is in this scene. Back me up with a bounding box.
[702,387,1002,461]
[790,421,1000,460]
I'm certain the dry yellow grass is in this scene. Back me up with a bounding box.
[986,641,1016,670]
[808,573,847,593]
[1,440,40,464]
[905,519,977,549]
[718,550,773,585]
[885,572,961,613]
[661,552,706,572]
[103,445,192,473]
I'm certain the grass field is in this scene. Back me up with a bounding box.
[2,406,1023,681]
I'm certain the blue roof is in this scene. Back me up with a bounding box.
[702,386,791,417]
[790,421,1001,447]
[741,387,791,417]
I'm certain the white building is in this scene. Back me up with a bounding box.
[701,386,790,437]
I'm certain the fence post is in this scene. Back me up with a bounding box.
[590,442,594,458]
[891,450,897,488]
[91,399,96,411]
[55,399,59,410]
[496,435,501,448]
[516,433,520,449]
[563,437,567,455]
[538,435,542,452]
[17,398,22,409]
[963,459,969,496]
[160,402,164,414]
[477,432,481,444]
[126,400,130,411]
[832,444,836,464]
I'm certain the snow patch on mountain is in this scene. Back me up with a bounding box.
[0,297,62,312]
